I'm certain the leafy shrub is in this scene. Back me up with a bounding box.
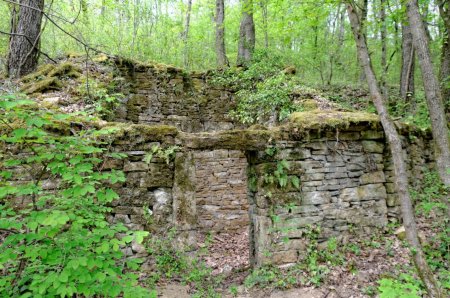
[378,274,421,298]
[145,229,220,297]
[0,94,151,297]
[211,49,305,124]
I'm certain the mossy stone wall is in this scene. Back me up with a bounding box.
[4,121,434,265]
[114,60,237,132]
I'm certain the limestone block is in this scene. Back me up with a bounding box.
[386,194,399,207]
[302,191,332,205]
[301,173,325,181]
[336,132,361,141]
[290,205,320,215]
[276,148,312,160]
[385,183,396,194]
[302,181,323,187]
[123,161,149,172]
[361,130,384,140]
[271,250,298,265]
[359,171,386,185]
[304,142,327,150]
[277,215,323,230]
[362,140,384,153]
[339,184,387,202]
[317,184,341,191]
[325,172,348,179]
[274,239,307,251]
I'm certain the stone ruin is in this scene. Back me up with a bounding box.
[108,60,434,267]
[6,59,436,269]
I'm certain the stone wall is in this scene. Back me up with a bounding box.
[243,120,434,266]
[194,149,249,232]
[3,110,435,267]
[248,135,372,265]
[114,59,237,132]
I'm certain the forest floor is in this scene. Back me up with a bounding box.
[148,209,447,298]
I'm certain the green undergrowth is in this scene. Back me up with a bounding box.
[377,171,449,297]
[245,226,344,290]
[210,50,332,124]
[0,93,151,297]
[145,229,222,298]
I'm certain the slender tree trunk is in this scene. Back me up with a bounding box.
[438,0,450,114]
[101,0,106,16]
[380,0,388,97]
[406,0,450,186]
[183,0,193,68]
[7,0,45,78]
[346,3,442,297]
[358,0,368,83]
[400,22,415,110]
[215,0,228,67]
[237,0,255,66]
[259,0,269,48]
[132,0,141,54]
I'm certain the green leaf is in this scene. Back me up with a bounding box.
[122,235,133,243]
[13,128,27,139]
[96,272,106,282]
[291,176,300,189]
[58,270,69,283]
[280,159,290,170]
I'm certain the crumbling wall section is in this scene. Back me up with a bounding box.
[3,118,434,265]
[114,60,237,132]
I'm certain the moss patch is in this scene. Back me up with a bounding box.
[48,62,82,78]
[20,62,82,94]
[21,64,55,83]
[103,123,178,142]
[182,129,276,150]
[289,110,380,130]
[21,77,63,94]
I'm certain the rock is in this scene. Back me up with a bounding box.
[359,171,386,184]
[131,240,147,254]
[42,96,61,104]
[362,140,384,153]
[302,191,332,205]
[123,161,149,172]
[271,250,298,265]
[339,184,387,202]
[394,226,406,240]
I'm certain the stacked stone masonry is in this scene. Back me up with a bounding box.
[114,60,237,132]
[4,62,436,267]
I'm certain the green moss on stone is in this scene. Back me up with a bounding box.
[182,129,275,150]
[48,62,82,77]
[21,77,63,94]
[289,110,380,130]
[105,123,178,142]
[21,64,55,83]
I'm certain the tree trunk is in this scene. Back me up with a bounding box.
[346,3,442,297]
[183,0,192,69]
[380,0,388,98]
[406,0,450,186]
[7,0,45,78]
[237,0,255,66]
[438,0,450,114]
[400,22,415,109]
[358,0,368,83]
[215,0,228,67]
[259,0,269,49]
